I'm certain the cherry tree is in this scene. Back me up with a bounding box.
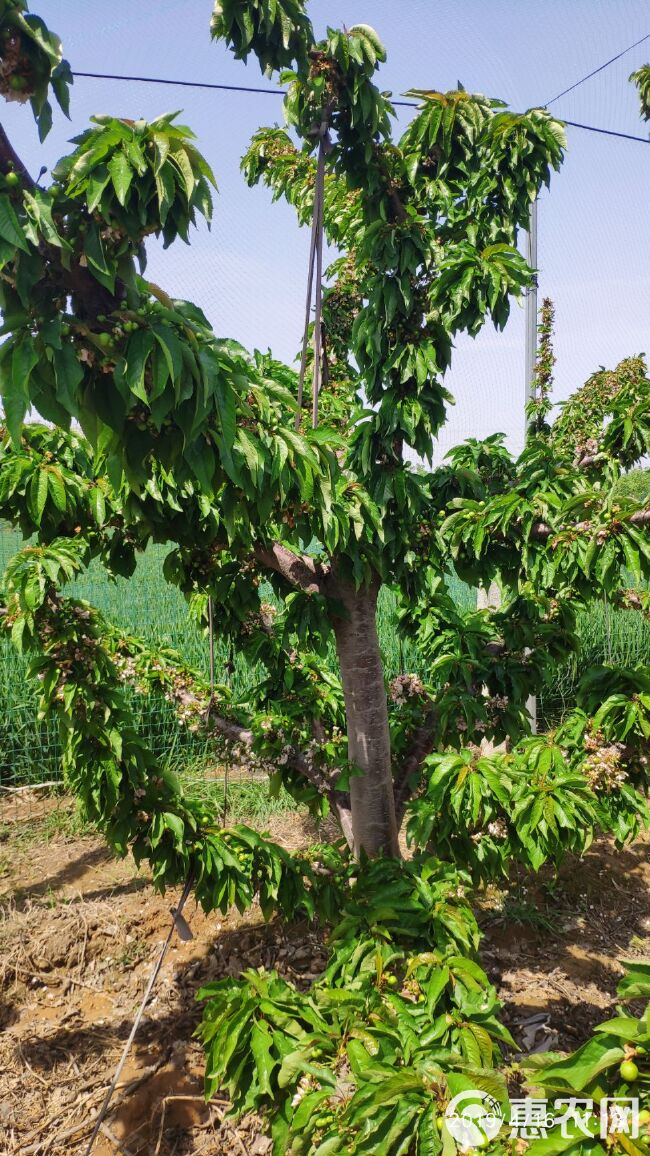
[0,3,649,1146]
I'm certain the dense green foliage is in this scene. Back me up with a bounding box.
[3,506,649,785]
[631,64,650,123]
[0,520,435,783]
[0,3,649,1153]
[0,0,71,138]
[198,863,513,1155]
[523,962,650,1154]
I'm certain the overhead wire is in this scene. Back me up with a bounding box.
[544,31,650,106]
[73,71,283,96]
[71,71,650,144]
[560,120,648,144]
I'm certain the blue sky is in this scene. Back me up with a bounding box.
[6,0,650,460]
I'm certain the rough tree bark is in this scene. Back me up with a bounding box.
[332,577,400,858]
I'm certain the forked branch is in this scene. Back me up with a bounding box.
[208,711,353,848]
[254,542,330,595]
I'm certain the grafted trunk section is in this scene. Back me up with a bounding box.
[332,579,399,858]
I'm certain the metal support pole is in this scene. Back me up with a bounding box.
[525,198,538,735]
[525,198,538,417]
[476,201,540,740]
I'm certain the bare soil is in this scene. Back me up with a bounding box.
[0,796,648,1155]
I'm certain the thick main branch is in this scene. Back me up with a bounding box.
[254,542,330,595]
[208,711,353,848]
[392,705,439,824]
[0,123,35,188]
[531,507,650,540]
[332,577,400,857]
[0,121,123,317]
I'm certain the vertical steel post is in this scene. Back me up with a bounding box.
[525,198,539,418]
[525,199,538,734]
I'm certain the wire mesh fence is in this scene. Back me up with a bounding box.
[0,519,430,793]
[0,521,254,797]
[2,513,649,804]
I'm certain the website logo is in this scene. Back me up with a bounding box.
[445,1090,504,1150]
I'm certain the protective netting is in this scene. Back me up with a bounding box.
[1,27,649,787]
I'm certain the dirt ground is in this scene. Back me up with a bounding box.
[0,796,648,1156]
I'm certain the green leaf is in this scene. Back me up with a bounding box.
[1,337,36,443]
[617,962,650,1000]
[108,150,134,206]
[250,1021,275,1095]
[161,812,185,849]
[214,378,237,450]
[531,1035,625,1091]
[46,466,67,512]
[12,335,39,397]
[169,141,196,200]
[11,615,26,652]
[235,428,262,483]
[84,224,115,292]
[593,1016,642,1041]
[23,189,68,249]
[152,325,183,383]
[28,468,49,525]
[153,131,170,173]
[90,486,106,525]
[155,163,176,225]
[0,195,30,252]
[85,166,111,213]
[125,330,154,400]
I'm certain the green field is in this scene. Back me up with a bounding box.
[0,525,236,785]
[1,522,648,785]
[0,524,428,785]
[542,593,650,724]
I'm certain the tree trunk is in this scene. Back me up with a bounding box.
[332,578,400,858]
